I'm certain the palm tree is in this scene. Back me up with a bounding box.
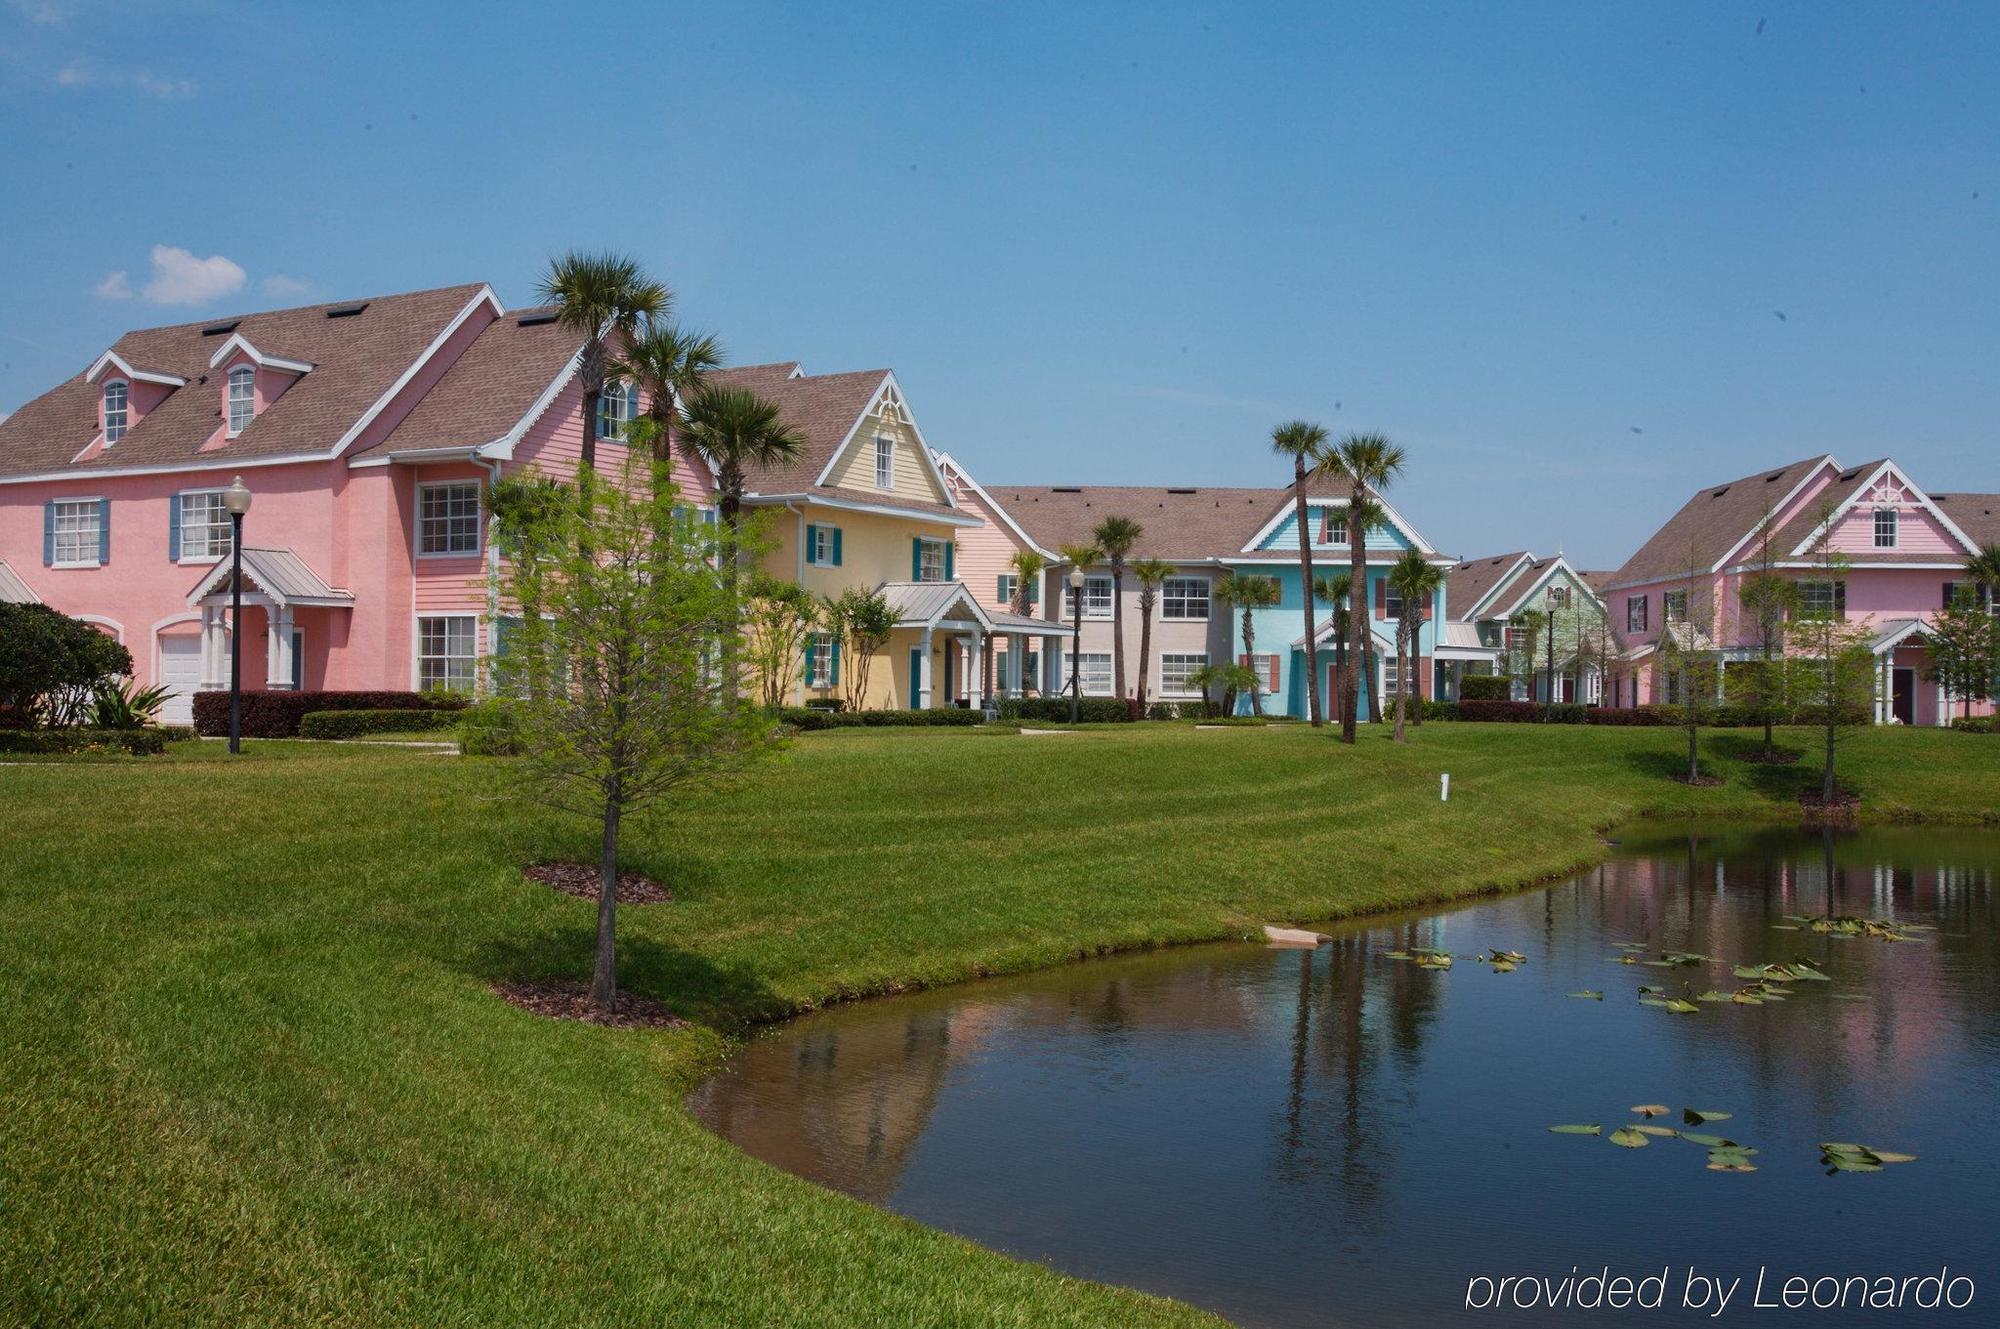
[1008,548,1047,617]
[1130,558,1173,715]
[1388,551,1445,742]
[679,386,807,702]
[1314,571,1353,725]
[1272,420,1331,727]
[1968,543,2000,733]
[1058,541,1100,708]
[1215,573,1280,716]
[614,317,723,496]
[1092,516,1143,707]
[536,251,670,473]
[1313,433,1407,743]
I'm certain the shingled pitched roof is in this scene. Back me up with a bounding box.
[1445,551,1533,622]
[366,305,583,456]
[988,480,1357,562]
[1931,493,2000,549]
[1607,454,1837,587]
[0,284,492,479]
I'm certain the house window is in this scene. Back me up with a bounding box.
[996,573,1017,606]
[1799,580,1847,618]
[418,482,482,556]
[226,366,255,435]
[1874,508,1898,548]
[874,437,895,490]
[1160,652,1207,695]
[595,383,637,440]
[177,490,232,561]
[806,632,834,688]
[103,381,128,444]
[51,499,103,567]
[1162,576,1210,620]
[1385,584,1405,618]
[916,538,949,583]
[1064,574,1113,618]
[1064,651,1113,696]
[417,616,477,692]
[1319,510,1349,545]
[1382,653,1402,698]
[1944,581,1995,613]
[1626,595,1649,633]
[1663,590,1688,623]
[1505,624,1532,652]
[809,524,839,567]
[1548,585,1569,607]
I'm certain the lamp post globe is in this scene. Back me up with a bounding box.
[1067,567,1086,724]
[224,476,251,754]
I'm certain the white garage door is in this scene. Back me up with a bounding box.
[158,634,202,727]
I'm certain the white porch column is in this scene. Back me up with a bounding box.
[1009,632,1025,697]
[267,605,296,690]
[199,603,225,689]
[967,629,985,710]
[919,628,934,708]
[1046,638,1062,696]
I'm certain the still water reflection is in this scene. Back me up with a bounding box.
[690,829,2000,1326]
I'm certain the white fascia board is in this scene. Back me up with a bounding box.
[1697,454,1840,570]
[1459,552,1539,620]
[327,285,502,459]
[1785,459,1981,559]
[811,371,897,487]
[206,333,315,375]
[480,345,583,463]
[1237,490,1438,557]
[86,351,186,388]
[0,450,321,487]
[741,492,984,528]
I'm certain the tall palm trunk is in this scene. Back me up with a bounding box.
[1346,496,1366,741]
[1333,608,1349,724]
[577,337,607,472]
[1242,609,1263,718]
[1293,461,1321,727]
[1110,560,1127,705]
[1136,591,1155,716]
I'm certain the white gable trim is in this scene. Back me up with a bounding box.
[810,371,959,509]
[740,492,983,528]
[206,333,315,375]
[1236,491,1439,557]
[1785,459,1981,558]
[328,285,503,459]
[476,345,582,463]
[86,351,186,388]
[931,450,1057,558]
[1458,552,1539,621]
[1494,556,1606,619]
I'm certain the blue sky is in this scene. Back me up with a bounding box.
[2,1,1994,567]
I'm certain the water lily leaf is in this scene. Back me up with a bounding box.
[1867,1149,1917,1164]
[1683,1109,1733,1125]
[1830,992,1869,1002]
[1641,959,1673,968]
[1707,1152,1758,1173]
[1732,964,1766,979]
[1630,1104,1672,1118]
[1609,1127,1650,1148]
[1637,985,1664,995]
[1730,992,1765,1005]
[1490,960,1517,972]
[1638,997,1671,1009]
[1820,1141,1869,1156]
[1381,951,1411,961]
[1568,990,1604,1000]
[1826,1153,1882,1173]
[1771,925,1801,931]
[1549,1123,1601,1135]
[1616,955,1639,965]
[1633,1124,1679,1137]
[1615,941,1649,951]
[1682,1132,1736,1147]
[1697,991,1730,1003]
[1664,998,1700,1014]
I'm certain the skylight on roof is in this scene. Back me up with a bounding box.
[1712,486,1730,498]
[1765,471,1784,482]
[516,311,559,327]
[1840,468,1860,481]
[200,320,240,336]
[325,302,369,318]
[1166,487,1197,494]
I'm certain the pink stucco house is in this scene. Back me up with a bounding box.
[0,284,716,724]
[1601,454,1998,726]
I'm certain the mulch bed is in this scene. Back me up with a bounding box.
[524,861,670,904]
[492,979,685,1030]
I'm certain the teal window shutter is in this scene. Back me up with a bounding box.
[98,498,111,564]
[804,637,817,682]
[42,501,55,566]
[944,542,955,581]
[832,527,842,566]
[804,523,818,565]
[829,637,841,687]
[1028,578,1040,605]
[168,494,182,561]
[997,574,1008,602]
[912,538,922,580]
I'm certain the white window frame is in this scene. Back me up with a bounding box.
[417,481,483,558]
[595,382,637,441]
[807,631,834,688]
[1799,579,1846,618]
[1385,584,1406,619]
[1382,652,1403,698]
[1161,575,1210,621]
[416,614,478,693]
[1319,508,1349,545]
[1873,508,1898,548]
[51,497,103,569]
[874,436,896,490]
[916,537,949,583]
[810,524,837,567]
[996,572,1017,606]
[102,380,129,444]
[1063,651,1113,697]
[1063,574,1113,619]
[177,489,232,563]
[1626,595,1648,633]
[1547,585,1569,607]
[226,365,255,436]
[1159,652,1207,696]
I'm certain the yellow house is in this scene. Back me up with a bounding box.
[710,362,1063,709]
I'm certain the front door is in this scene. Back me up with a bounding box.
[1892,667,1916,725]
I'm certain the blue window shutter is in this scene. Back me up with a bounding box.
[291,632,304,690]
[98,498,111,564]
[42,502,55,566]
[944,542,955,582]
[832,527,842,567]
[169,494,182,562]
[804,637,817,682]
[1028,578,1040,605]
[804,524,818,565]
[997,574,1008,602]
[912,538,922,580]
[829,637,841,687]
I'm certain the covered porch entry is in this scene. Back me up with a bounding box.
[879,582,1069,709]
[184,547,355,700]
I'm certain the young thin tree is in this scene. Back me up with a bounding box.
[536,251,670,474]
[1736,560,1800,759]
[1214,573,1280,717]
[1965,543,2000,733]
[1273,420,1331,726]
[1058,542,1101,707]
[1314,433,1406,741]
[1130,557,1173,715]
[744,575,817,710]
[1788,504,1875,804]
[1092,516,1143,706]
[493,455,773,1012]
[1660,551,1720,783]
[1923,588,1997,723]
[826,586,897,711]
[1388,551,1445,740]
[1314,571,1354,728]
[1508,607,1546,702]
[614,317,724,495]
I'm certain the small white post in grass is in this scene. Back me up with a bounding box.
[1440,773,1451,802]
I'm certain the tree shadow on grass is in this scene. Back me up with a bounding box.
[476,928,786,1031]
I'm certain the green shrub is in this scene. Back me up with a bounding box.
[460,699,529,755]
[0,603,135,727]
[1543,703,1589,724]
[298,709,461,740]
[1190,715,1268,726]
[1457,700,1540,722]
[157,725,198,744]
[1950,716,1995,733]
[801,697,846,712]
[1421,700,1460,721]
[997,697,1133,724]
[1146,701,1196,721]
[0,727,167,755]
[1459,674,1512,702]
[776,707,982,731]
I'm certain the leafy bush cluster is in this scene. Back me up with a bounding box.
[0,727,168,755]
[459,699,529,756]
[1145,700,1210,720]
[776,707,983,731]
[297,709,463,740]
[1949,715,1995,734]
[0,603,134,727]
[997,697,1134,724]
[802,697,846,712]
[193,690,466,738]
[1458,674,1513,702]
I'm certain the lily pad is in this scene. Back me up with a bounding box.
[1549,1123,1601,1135]
[1682,1132,1737,1148]
[1630,1104,1672,1118]
[1633,1124,1679,1137]
[1663,998,1700,1014]
[1609,1127,1650,1148]
[1683,1109,1733,1125]
[1697,991,1731,1003]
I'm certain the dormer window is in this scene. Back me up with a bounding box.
[227,366,255,436]
[596,383,637,441]
[102,381,128,444]
[1874,508,1898,548]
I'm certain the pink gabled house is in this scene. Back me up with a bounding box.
[1601,454,1998,726]
[0,284,715,725]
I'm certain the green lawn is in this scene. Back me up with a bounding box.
[3,723,1996,1326]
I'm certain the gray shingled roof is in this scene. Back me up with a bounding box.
[185,547,352,607]
[987,480,1357,562]
[1932,493,2000,549]
[1445,551,1532,622]
[0,284,489,479]
[367,305,583,456]
[1608,454,1835,586]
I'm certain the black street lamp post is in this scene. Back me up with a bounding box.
[224,476,252,754]
[1068,566,1085,724]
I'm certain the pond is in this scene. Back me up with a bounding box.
[690,829,2000,1326]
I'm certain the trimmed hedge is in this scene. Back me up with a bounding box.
[776,706,983,731]
[1456,700,1543,723]
[1459,674,1512,701]
[298,709,462,740]
[997,697,1134,724]
[1949,716,1995,734]
[193,690,467,738]
[0,727,167,755]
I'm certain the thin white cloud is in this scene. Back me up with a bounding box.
[140,246,245,306]
[55,58,91,86]
[133,71,196,99]
[53,58,195,98]
[14,0,69,26]
[260,274,314,298]
[95,270,133,300]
